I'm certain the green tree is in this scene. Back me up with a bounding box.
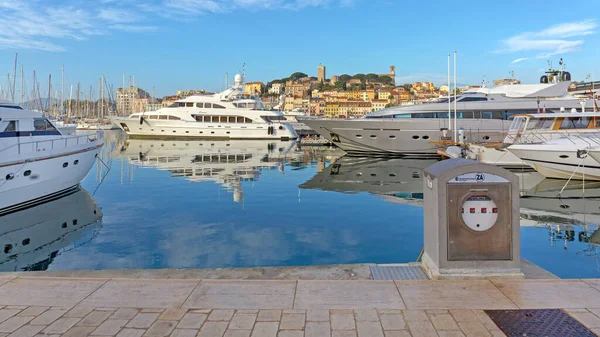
[352,74,366,82]
[402,83,413,91]
[339,74,351,82]
[334,81,346,91]
[359,83,367,90]
[365,73,379,81]
[290,72,308,81]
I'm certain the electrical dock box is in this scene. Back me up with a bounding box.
[421,159,523,279]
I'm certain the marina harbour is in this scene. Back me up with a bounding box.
[3,130,598,279]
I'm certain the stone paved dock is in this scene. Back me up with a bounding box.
[0,277,599,336]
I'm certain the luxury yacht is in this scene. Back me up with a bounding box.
[0,100,104,214]
[0,187,101,271]
[112,74,297,140]
[300,81,590,157]
[467,111,600,168]
[113,139,300,202]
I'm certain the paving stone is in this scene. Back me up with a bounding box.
[0,317,34,333]
[437,332,466,337]
[356,321,384,337]
[305,322,330,337]
[429,313,459,331]
[355,310,378,322]
[471,310,499,330]
[379,314,406,330]
[333,331,357,337]
[82,280,198,309]
[198,321,229,337]
[63,307,94,318]
[280,313,305,330]
[93,307,117,312]
[283,310,306,314]
[406,321,438,337]
[171,329,199,337]
[0,311,21,324]
[126,313,160,329]
[383,332,411,337]
[565,308,589,313]
[185,281,296,310]
[306,310,329,322]
[457,321,491,337]
[229,314,257,330]
[250,322,278,337]
[402,310,429,322]
[77,310,113,327]
[223,330,252,337]
[449,310,478,323]
[16,307,49,318]
[278,331,304,337]
[191,309,212,314]
[112,308,140,320]
[5,324,44,337]
[0,279,106,307]
[237,310,259,314]
[569,312,600,328]
[158,308,188,321]
[61,326,96,337]
[116,328,146,337]
[587,308,600,317]
[141,309,164,313]
[489,331,506,337]
[377,310,402,315]
[144,320,176,336]
[29,309,67,326]
[92,319,129,335]
[493,280,600,309]
[3,308,25,311]
[43,318,81,334]
[258,310,282,322]
[296,281,404,310]
[425,310,449,315]
[176,313,207,329]
[209,310,235,321]
[331,314,355,330]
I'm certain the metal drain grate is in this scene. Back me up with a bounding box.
[485,309,598,337]
[370,265,428,280]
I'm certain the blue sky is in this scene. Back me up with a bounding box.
[1,0,599,98]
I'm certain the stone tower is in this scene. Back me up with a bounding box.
[318,65,326,83]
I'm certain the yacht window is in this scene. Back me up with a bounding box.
[213,104,225,109]
[203,116,211,122]
[533,118,554,129]
[196,103,203,108]
[129,115,139,118]
[205,103,213,108]
[178,102,185,107]
[212,116,220,122]
[482,111,493,119]
[237,116,245,123]
[411,113,436,118]
[460,111,474,119]
[168,115,181,120]
[437,112,449,118]
[159,115,168,120]
[509,117,523,131]
[561,117,591,129]
[235,103,246,108]
[459,97,487,102]
[2,121,16,132]
[228,116,236,123]
[245,117,253,123]
[393,114,410,118]
[34,118,54,131]
[220,116,228,123]
[149,115,158,119]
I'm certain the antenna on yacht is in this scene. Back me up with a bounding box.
[226,72,229,88]
[453,51,458,143]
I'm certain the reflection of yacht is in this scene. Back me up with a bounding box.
[111,74,297,140]
[114,139,297,202]
[301,81,589,156]
[0,188,102,271]
[300,157,438,201]
[0,100,104,214]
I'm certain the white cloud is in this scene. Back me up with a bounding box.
[162,0,352,14]
[511,57,528,64]
[499,20,597,59]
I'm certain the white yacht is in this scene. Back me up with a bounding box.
[508,136,600,180]
[0,187,101,271]
[113,138,299,202]
[112,74,297,140]
[0,100,104,215]
[300,81,590,157]
[467,111,600,168]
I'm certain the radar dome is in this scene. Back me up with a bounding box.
[234,74,243,85]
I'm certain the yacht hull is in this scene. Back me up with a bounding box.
[508,145,600,181]
[300,118,512,157]
[111,117,298,140]
[0,142,103,215]
[467,144,530,169]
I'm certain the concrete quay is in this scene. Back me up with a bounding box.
[0,275,598,336]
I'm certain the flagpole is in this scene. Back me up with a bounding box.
[447,54,451,133]
[453,51,457,143]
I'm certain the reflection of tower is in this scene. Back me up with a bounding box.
[318,65,326,83]
[317,158,325,173]
[232,181,243,203]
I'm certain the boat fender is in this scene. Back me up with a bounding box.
[577,149,588,159]
[139,116,144,125]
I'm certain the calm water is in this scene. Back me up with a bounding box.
[3,131,600,278]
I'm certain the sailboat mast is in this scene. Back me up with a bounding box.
[11,53,17,102]
[61,65,65,115]
[47,74,52,113]
[453,51,458,143]
[21,65,24,105]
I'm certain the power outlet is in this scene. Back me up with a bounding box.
[461,195,498,231]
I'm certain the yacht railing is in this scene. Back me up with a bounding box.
[0,130,104,158]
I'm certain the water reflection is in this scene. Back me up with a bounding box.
[0,188,102,271]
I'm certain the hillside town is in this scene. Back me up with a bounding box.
[114,65,496,118]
